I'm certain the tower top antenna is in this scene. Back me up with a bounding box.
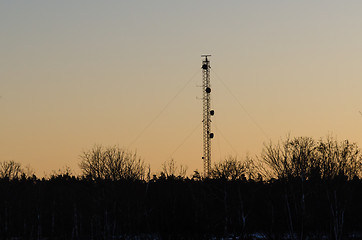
[201,54,211,60]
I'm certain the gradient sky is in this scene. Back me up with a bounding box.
[1,1,362,176]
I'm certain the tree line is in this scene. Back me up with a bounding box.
[1,136,362,239]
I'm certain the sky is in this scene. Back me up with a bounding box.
[1,1,362,176]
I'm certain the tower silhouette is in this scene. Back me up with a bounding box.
[201,55,214,177]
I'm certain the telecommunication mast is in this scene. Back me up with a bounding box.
[201,55,214,177]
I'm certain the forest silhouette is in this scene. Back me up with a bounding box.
[1,136,362,240]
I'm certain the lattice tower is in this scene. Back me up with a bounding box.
[201,55,213,177]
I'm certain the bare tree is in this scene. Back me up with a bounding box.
[0,160,23,179]
[79,145,105,179]
[50,166,74,179]
[211,156,256,181]
[316,137,362,180]
[261,136,361,239]
[79,145,145,180]
[161,158,188,179]
[23,164,35,178]
[261,136,362,180]
[261,136,316,180]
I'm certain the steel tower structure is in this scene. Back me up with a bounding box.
[201,55,214,177]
